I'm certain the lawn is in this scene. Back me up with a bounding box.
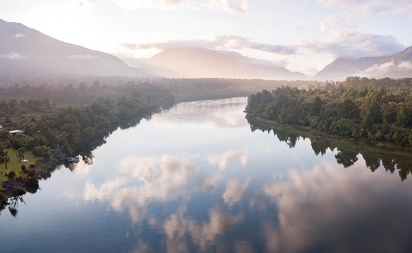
[0,148,40,186]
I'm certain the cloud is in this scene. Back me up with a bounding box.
[69,0,98,13]
[357,60,412,78]
[66,54,96,60]
[112,0,249,13]
[84,153,216,223]
[209,0,248,14]
[303,31,404,58]
[12,33,25,38]
[122,30,402,60]
[122,35,297,55]
[208,149,249,169]
[262,159,412,252]
[222,179,249,206]
[163,208,244,251]
[316,0,412,16]
[111,0,192,10]
[0,52,27,60]
[319,14,355,33]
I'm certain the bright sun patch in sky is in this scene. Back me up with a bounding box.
[0,0,411,75]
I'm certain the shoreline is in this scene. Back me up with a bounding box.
[248,114,412,156]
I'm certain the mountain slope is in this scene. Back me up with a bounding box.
[313,56,386,81]
[0,19,151,78]
[128,48,306,80]
[359,46,412,78]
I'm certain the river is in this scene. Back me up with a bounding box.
[1,97,412,252]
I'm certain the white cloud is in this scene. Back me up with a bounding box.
[316,0,412,16]
[12,33,25,38]
[209,0,248,14]
[122,30,402,67]
[112,0,249,13]
[303,31,404,58]
[398,61,412,71]
[84,153,211,223]
[123,35,296,55]
[67,0,98,14]
[357,60,412,78]
[208,149,249,169]
[111,0,194,10]
[66,54,96,60]
[0,52,27,60]
[222,179,249,206]
[84,177,128,201]
[262,159,412,252]
[163,208,244,251]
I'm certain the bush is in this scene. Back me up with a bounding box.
[32,145,51,159]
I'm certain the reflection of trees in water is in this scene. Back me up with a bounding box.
[335,148,358,168]
[0,110,158,216]
[247,115,412,181]
[7,196,25,217]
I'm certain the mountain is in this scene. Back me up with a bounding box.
[0,19,152,79]
[358,46,412,78]
[124,48,306,80]
[313,56,386,81]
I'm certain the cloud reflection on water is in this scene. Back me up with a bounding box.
[84,154,200,223]
[263,157,412,252]
[163,208,244,252]
[208,150,249,169]
[82,115,412,252]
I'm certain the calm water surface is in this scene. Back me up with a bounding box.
[1,97,412,252]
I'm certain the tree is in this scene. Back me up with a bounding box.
[337,99,360,120]
[0,144,9,169]
[33,146,51,159]
[310,96,323,116]
[16,147,26,161]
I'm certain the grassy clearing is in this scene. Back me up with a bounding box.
[0,149,40,185]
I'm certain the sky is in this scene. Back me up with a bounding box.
[1,0,411,76]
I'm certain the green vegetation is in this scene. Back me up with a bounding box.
[246,77,412,149]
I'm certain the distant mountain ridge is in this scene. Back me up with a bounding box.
[1,19,411,81]
[0,19,152,79]
[124,48,306,80]
[313,56,386,81]
[357,46,412,78]
[314,46,412,80]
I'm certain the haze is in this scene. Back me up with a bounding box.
[1,0,411,76]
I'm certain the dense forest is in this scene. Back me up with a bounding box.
[246,77,412,149]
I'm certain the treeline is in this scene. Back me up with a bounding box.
[245,77,412,149]
[0,80,174,107]
[153,78,320,102]
[0,94,167,158]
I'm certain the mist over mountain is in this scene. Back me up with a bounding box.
[123,48,306,80]
[0,19,152,80]
[313,56,386,81]
[357,46,412,79]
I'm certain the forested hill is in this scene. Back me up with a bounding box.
[245,77,412,149]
